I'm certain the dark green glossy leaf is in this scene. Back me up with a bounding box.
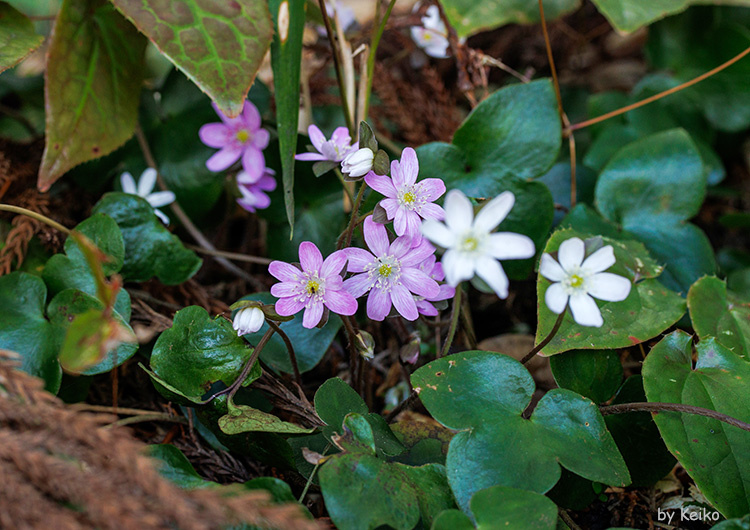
[269,0,305,234]
[432,485,558,530]
[218,403,315,435]
[390,419,453,467]
[39,0,146,190]
[549,349,623,404]
[92,192,202,285]
[412,351,630,512]
[688,276,750,361]
[149,306,260,404]
[0,1,44,73]
[147,444,213,489]
[643,331,750,518]
[0,272,63,392]
[110,0,273,118]
[535,229,686,355]
[590,0,694,32]
[712,515,750,530]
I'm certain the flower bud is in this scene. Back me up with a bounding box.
[232,306,265,336]
[355,330,375,360]
[341,147,374,178]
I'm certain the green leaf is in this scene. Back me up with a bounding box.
[432,485,559,530]
[47,288,137,375]
[110,0,272,118]
[38,0,147,191]
[590,0,691,33]
[92,192,202,285]
[604,376,676,487]
[0,272,63,392]
[147,444,213,489]
[412,351,630,512]
[713,515,750,530]
[149,306,261,404]
[390,419,453,467]
[42,214,130,319]
[440,0,580,38]
[643,331,750,518]
[535,229,686,355]
[236,292,341,374]
[595,128,715,293]
[0,1,44,73]
[269,0,305,235]
[549,349,623,404]
[688,276,750,361]
[218,404,315,435]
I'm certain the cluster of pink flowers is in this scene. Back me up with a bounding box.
[199,101,276,214]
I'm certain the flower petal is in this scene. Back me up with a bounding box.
[581,245,616,274]
[252,128,270,149]
[393,207,408,237]
[308,124,326,152]
[474,191,514,232]
[211,102,234,125]
[153,209,170,225]
[299,241,323,273]
[401,239,436,268]
[391,283,418,320]
[366,288,391,321]
[390,158,406,189]
[569,293,603,327]
[441,250,475,286]
[389,234,413,259]
[206,145,242,172]
[401,268,439,298]
[325,289,358,316]
[331,127,351,147]
[275,296,306,316]
[242,147,266,180]
[321,249,348,278]
[399,147,419,186]
[198,123,230,148]
[364,216,390,256]
[344,273,373,298]
[587,272,631,302]
[381,198,399,219]
[544,282,568,314]
[421,219,456,249]
[344,247,374,273]
[302,302,324,328]
[416,299,438,316]
[429,283,455,302]
[120,172,137,194]
[271,281,299,298]
[295,152,327,161]
[539,253,566,282]
[403,211,422,239]
[146,191,175,208]
[269,261,302,282]
[365,172,397,198]
[486,232,535,260]
[558,237,585,272]
[137,168,158,196]
[418,178,446,201]
[476,256,509,298]
[443,189,473,233]
[419,202,445,221]
[242,100,262,130]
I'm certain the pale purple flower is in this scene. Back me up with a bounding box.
[414,254,455,317]
[236,168,277,213]
[295,125,358,163]
[410,5,450,59]
[365,147,445,239]
[120,168,175,225]
[199,101,270,179]
[343,217,439,321]
[269,242,357,329]
[421,189,535,299]
[540,237,631,327]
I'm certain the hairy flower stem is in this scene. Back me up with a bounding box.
[439,287,463,358]
[0,204,70,234]
[521,310,566,364]
[363,0,398,121]
[337,183,367,250]
[267,320,302,387]
[600,402,750,432]
[318,0,355,136]
[341,315,362,393]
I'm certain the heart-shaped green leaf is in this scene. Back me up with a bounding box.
[218,404,315,435]
[0,2,44,73]
[643,331,750,517]
[147,444,214,489]
[595,128,715,293]
[412,350,630,512]
[590,0,691,32]
[431,485,558,530]
[110,0,272,118]
[39,0,146,190]
[149,306,260,404]
[416,80,559,277]
[92,192,202,285]
[535,228,686,355]
[688,276,750,361]
[549,349,623,404]
[0,272,63,392]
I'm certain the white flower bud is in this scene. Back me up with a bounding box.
[341,147,374,177]
[232,306,265,336]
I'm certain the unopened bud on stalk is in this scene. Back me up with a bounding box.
[355,330,375,360]
[232,306,265,336]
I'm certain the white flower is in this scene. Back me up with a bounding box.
[232,306,265,336]
[539,237,632,327]
[421,189,535,298]
[341,147,374,177]
[410,5,450,59]
[120,168,176,225]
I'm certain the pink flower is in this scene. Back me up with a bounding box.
[365,147,445,239]
[343,217,439,321]
[414,254,455,317]
[237,168,277,213]
[295,125,358,163]
[199,101,270,179]
[269,242,357,329]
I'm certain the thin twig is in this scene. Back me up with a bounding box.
[600,402,750,432]
[185,244,272,265]
[106,413,188,428]
[538,0,564,121]
[69,404,163,416]
[341,315,360,391]
[439,287,462,358]
[267,320,302,387]
[386,391,419,422]
[317,0,354,135]
[480,54,531,83]
[521,310,565,364]
[128,289,182,311]
[0,204,70,234]
[337,183,366,250]
[559,509,583,530]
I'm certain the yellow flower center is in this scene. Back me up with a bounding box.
[402,191,416,204]
[236,129,250,143]
[569,274,584,288]
[379,264,393,277]
[306,280,320,295]
[461,236,479,252]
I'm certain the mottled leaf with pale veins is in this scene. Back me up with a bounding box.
[39,0,147,191]
[110,0,273,118]
[0,2,44,73]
